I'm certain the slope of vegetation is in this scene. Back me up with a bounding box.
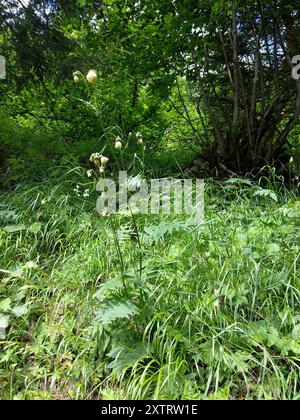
[1,173,299,399]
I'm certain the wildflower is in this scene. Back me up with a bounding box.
[101,156,109,165]
[86,169,93,178]
[136,132,143,144]
[25,261,38,269]
[73,71,80,83]
[90,152,101,164]
[86,69,97,84]
[99,166,105,174]
[94,159,101,166]
[73,185,80,196]
[115,136,122,149]
[290,156,294,163]
[83,189,90,198]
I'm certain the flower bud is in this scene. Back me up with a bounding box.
[101,156,109,165]
[73,71,81,83]
[136,132,143,144]
[115,140,122,149]
[90,152,101,163]
[86,69,97,84]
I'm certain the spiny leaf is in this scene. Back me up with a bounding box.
[96,299,138,325]
[253,188,278,202]
[93,278,124,299]
[108,342,152,376]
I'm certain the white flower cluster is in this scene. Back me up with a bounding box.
[73,185,90,197]
[89,153,109,174]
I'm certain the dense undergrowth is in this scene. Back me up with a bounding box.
[0,171,299,400]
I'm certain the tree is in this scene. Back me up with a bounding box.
[1,0,299,173]
[87,0,300,172]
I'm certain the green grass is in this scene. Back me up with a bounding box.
[0,175,299,400]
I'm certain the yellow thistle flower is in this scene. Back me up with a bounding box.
[136,132,143,144]
[86,69,97,84]
[101,156,109,165]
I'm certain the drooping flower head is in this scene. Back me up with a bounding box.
[86,69,97,84]
[73,71,81,83]
[136,132,143,144]
[101,156,109,165]
[90,152,102,166]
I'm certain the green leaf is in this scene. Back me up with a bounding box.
[3,224,26,233]
[253,188,278,202]
[0,209,18,222]
[0,298,12,312]
[292,324,300,340]
[93,278,124,299]
[225,178,253,186]
[164,12,173,26]
[266,243,280,255]
[29,223,42,233]
[0,264,24,278]
[108,342,152,376]
[96,299,138,325]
